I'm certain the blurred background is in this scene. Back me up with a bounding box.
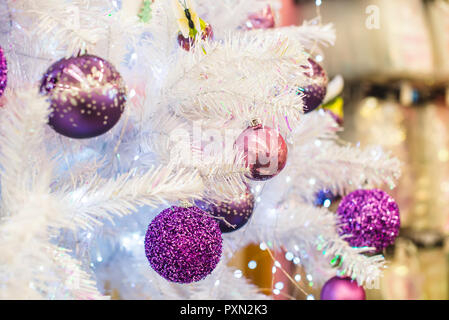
[228,0,449,300]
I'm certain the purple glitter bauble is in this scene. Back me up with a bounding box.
[320,276,366,300]
[337,189,400,252]
[298,58,327,113]
[0,46,7,97]
[40,54,127,139]
[195,189,255,233]
[145,206,223,283]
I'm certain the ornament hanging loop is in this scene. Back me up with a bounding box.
[77,43,87,57]
[249,118,261,127]
[179,200,194,208]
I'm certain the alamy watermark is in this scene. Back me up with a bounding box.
[365,5,380,30]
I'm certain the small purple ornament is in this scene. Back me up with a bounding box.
[320,276,366,300]
[177,22,214,52]
[145,206,222,283]
[314,189,338,207]
[0,46,7,97]
[40,54,127,139]
[298,58,327,113]
[337,189,400,252]
[195,189,255,233]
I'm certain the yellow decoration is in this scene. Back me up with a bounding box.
[320,96,344,120]
[173,0,201,38]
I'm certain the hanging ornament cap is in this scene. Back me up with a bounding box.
[179,200,194,208]
[249,118,261,127]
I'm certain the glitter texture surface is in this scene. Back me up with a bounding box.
[320,276,366,300]
[145,206,222,283]
[0,46,7,97]
[40,54,127,139]
[337,189,400,252]
[195,188,255,233]
[235,124,288,181]
[299,58,327,113]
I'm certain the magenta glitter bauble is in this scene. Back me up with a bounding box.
[320,276,366,300]
[244,6,275,30]
[234,124,288,181]
[0,46,7,97]
[337,189,400,252]
[40,54,127,139]
[177,23,214,51]
[298,58,327,113]
[144,206,223,283]
[195,188,255,233]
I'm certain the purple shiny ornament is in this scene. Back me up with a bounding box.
[195,189,255,233]
[244,6,275,30]
[0,46,7,97]
[178,23,214,52]
[235,124,288,181]
[337,189,400,252]
[298,58,327,113]
[145,206,222,283]
[40,54,127,139]
[320,276,366,300]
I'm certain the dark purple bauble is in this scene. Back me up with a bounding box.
[40,54,127,139]
[0,46,7,97]
[234,124,288,181]
[298,58,327,113]
[336,189,400,252]
[195,190,255,233]
[320,276,366,300]
[144,206,222,283]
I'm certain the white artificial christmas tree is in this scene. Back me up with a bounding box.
[0,0,400,299]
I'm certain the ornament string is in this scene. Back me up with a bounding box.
[1,0,13,35]
[58,135,77,189]
[112,104,131,156]
[263,242,309,296]
[308,1,323,58]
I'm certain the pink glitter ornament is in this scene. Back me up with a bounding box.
[144,206,222,283]
[320,276,366,300]
[337,189,400,252]
[234,123,288,181]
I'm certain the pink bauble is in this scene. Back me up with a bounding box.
[234,124,288,181]
[244,6,275,30]
[320,276,366,300]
